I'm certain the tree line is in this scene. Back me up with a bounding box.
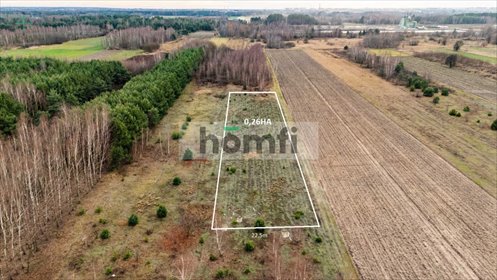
[0,48,203,277]
[218,20,314,41]
[0,10,221,30]
[0,25,104,48]
[103,27,176,51]
[0,57,130,136]
[346,46,400,80]
[92,48,203,167]
[0,14,215,48]
[194,42,271,90]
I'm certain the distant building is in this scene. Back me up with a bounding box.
[399,15,417,29]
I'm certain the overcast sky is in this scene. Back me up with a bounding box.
[1,1,496,10]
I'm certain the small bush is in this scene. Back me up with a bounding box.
[343,45,349,50]
[395,62,404,73]
[423,87,435,97]
[100,229,110,240]
[410,86,415,92]
[123,249,133,260]
[243,268,251,274]
[209,254,218,261]
[98,218,108,225]
[182,148,193,161]
[244,240,255,252]
[445,54,457,68]
[463,106,470,112]
[76,208,86,216]
[157,205,167,219]
[294,210,304,220]
[449,109,460,117]
[254,218,265,233]
[433,87,439,94]
[488,112,493,117]
[408,76,429,90]
[186,115,192,122]
[199,236,204,244]
[441,88,449,96]
[171,131,183,140]
[314,236,323,243]
[433,97,440,104]
[104,267,113,276]
[95,207,103,214]
[181,123,188,130]
[215,268,233,279]
[453,40,464,51]
[491,119,497,131]
[172,177,182,186]
[128,214,139,227]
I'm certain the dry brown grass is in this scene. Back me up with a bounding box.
[17,82,355,280]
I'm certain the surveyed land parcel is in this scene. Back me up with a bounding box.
[211,92,319,230]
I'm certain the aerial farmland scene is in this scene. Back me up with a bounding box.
[0,0,496,279]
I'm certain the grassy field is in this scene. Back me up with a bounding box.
[210,37,250,49]
[368,48,409,56]
[19,82,357,280]
[436,47,497,64]
[212,93,318,229]
[0,37,142,61]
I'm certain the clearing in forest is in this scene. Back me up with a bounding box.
[0,37,143,61]
[211,92,319,230]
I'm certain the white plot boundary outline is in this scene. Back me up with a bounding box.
[211,91,320,231]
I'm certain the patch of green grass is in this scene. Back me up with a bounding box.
[0,37,142,61]
[368,48,408,57]
[1,37,104,59]
[436,48,497,64]
[103,49,143,61]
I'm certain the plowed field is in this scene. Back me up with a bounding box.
[268,49,497,280]
[401,56,497,102]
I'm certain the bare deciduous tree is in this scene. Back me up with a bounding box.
[0,105,111,277]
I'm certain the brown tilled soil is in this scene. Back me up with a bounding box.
[302,47,497,198]
[268,49,497,280]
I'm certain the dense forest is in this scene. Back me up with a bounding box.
[195,42,271,90]
[0,48,203,276]
[0,25,104,47]
[0,57,130,135]
[0,12,217,31]
[103,27,176,50]
[218,19,315,41]
[93,48,203,167]
[0,14,215,47]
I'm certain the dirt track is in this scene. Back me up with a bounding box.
[401,56,497,102]
[268,49,497,279]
